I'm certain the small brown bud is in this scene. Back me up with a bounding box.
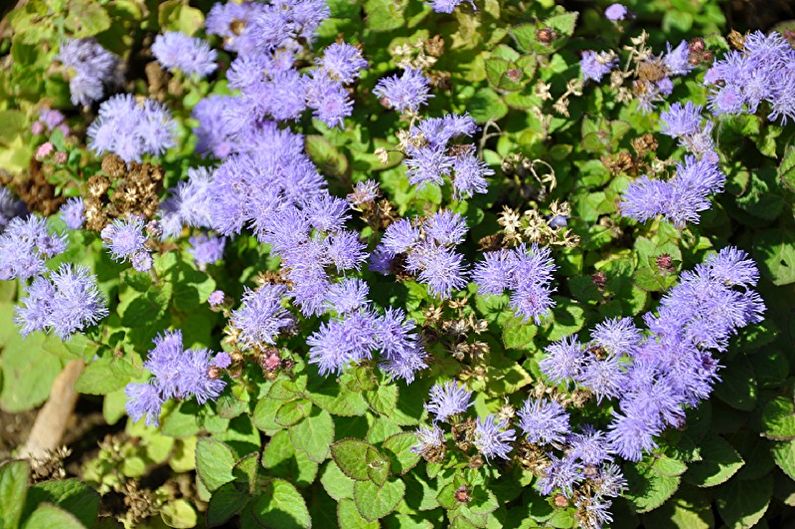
[553,494,569,508]
[454,486,471,503]
[506,68,522,82]
[536,27,557,44]
[656,254,674,273]
[591,271,607,289]
[207,366,222,379]
[689,37,705,53]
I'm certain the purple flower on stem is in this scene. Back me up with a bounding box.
[373,69,432,112]
[152,32,217,77]
[518,398,571,445]
[425,381,472,422]
[473,415,516,461]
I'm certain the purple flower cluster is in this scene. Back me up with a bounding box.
[230,284,295,346]
[425,381,472,422]
[580,51,618,83]
[188,233,226,270]
[473,243,557,322]
[206,1,266,55]
[59,198,85,230]
[373,211,469,299]
[101,216,153,272]
[308,306,427,382]
[57,38,122,106]
[88,94,176,163]
[373,69,432,113]
[152,32,217,77]
[304,43,366,127]
[208,1,362,130]
[541,247,764,462]
[402,114,492,198]
[620,155,725,227]
[426,0,474,14]
[126,330,229,426]
[159,167,215,237]
[0,215,66,280]
[604,3,628,21]
[15,264,108,339]
[474,415,516,461]
[660,102,718,163]
[32,108,69,137]
[705,31,795,123]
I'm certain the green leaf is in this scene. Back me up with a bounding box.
[65,0,111,38]
[0,460,29,529]
[684,435,745,487]
[253,395,284,435]
[161,499,197,528]
[643,490,713,529]
[331,439,380,481]
[624,459,681,513]
[275,400,313,427]
[196,439,236,492]
[23,479,99,528]
[290,409,335,463]
[250,479,311,529]
[320,461,355,501]
[761,396,795,440]
[353,479,405,522]
[752,230,795,286]
[337,498,379,529]
[365,445,390,486]
[771,440,795,481]
[382,432,421,475]
[261,430,318,487]
[22,503,85,529]
[467,87,508,124]
[306,135,348,178]
[716,476,772,529]
[74,357,138,395]
[306,374,369,417]
[364,0,407,32]
[778,142,795,192]
[206,482,249,528]
[713,357,757,412]
[0,332,62,413]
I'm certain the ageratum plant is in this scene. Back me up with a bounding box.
[0,1,794,529]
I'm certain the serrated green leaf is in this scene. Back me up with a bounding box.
[716,476,772,529]
[624,460,681,513]
[381,432,420,475]
[22,503,85,529]
[290,409,334,463]
[75,357,138,395]
[275,399,313,427]
[771,440,795,481]
[0,460,29,529]
[353,479,405,522]
[250,479,311,529]
[761,396,795,441]
[23,478,99,529]
[321,461,356,501]
[196,439,236,492]
[684,435,744,487]
[331,439,379,481]
[337,498,379,529]
[207,482,249,528]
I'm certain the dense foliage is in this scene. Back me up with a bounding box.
[0,1,794,529]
